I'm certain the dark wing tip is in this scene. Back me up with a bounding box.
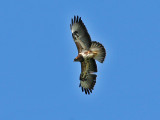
[83,87,94,95]
[70,15,88,37]
[79,74,97,95]
[70,24,72,30]
[74,16,76,23]
[76,16,79,22]
[70,15,82,26]
[71,18,73,25]
[70,15,81,30]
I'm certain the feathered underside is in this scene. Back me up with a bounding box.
[79,73,97,94]
[90,41,106,63]
[70,15,106,95]
[79,58,97,94]
[70,16,91,53]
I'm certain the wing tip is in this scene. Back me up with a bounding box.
[70,15,82,26]
[79,74,97,95]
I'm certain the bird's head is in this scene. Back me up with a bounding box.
[74,54,84,62]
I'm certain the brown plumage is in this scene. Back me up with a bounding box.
[70,15,106,95]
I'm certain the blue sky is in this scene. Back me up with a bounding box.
[0,0,160,120]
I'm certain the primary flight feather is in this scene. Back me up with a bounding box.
[70,16,106,95]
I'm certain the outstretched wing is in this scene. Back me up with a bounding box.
[79,74,97,94]
[70,16,91,53]
[81,58,97,73]
[79,59,97,94]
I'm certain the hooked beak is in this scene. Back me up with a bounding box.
[74,58,78,62]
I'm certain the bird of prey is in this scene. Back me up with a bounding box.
[70,16,106,95]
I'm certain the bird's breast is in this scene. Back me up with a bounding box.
[80,51,94,58]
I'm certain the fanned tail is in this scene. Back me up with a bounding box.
[90,41,106,63]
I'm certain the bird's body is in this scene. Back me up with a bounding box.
[70,16,106,94]
[76,50,94,60]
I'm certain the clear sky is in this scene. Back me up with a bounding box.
[0,0,160,120]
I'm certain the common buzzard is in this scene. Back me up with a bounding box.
[70,16,106,94]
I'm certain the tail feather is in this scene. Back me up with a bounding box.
[90,41,106,63]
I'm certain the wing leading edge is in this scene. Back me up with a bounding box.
[70,16,91,53]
